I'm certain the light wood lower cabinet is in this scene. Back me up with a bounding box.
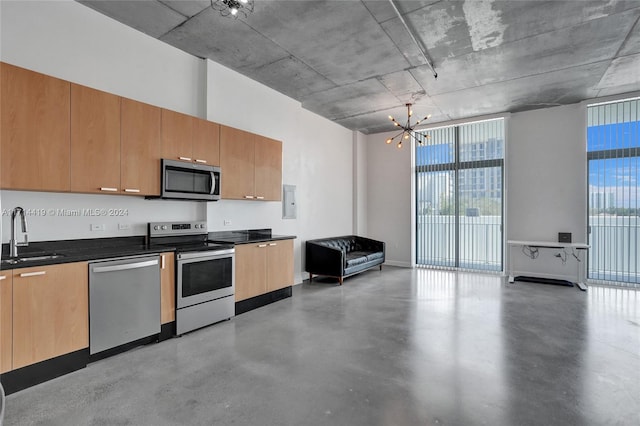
[160,252,175,324]
[235,239,294,302]
[12,262,89,370]
[1,271,12,373]
[266,239,294,292]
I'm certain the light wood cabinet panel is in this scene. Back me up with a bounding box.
[70,84,121,193]
[192,118,220,166]
[1,271,12,373]
[254,135,282,201]
[121,98,161,196]
[160,252,175,324]
[220,125,256,200]
[235,243,267,302]
[12,262,89,369]
[0,63,70,191]
[266,239,294,292]
[161,109,193,162]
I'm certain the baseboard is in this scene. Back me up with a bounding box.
[384,260,411,268]
[235,286,292,315]
[1,349,89,395]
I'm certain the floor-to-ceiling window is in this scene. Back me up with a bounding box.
[587,98,639,288]
[415,118,504,271]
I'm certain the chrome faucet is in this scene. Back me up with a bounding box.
[10,207,29,257]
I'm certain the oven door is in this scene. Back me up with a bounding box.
[176,249,234,309]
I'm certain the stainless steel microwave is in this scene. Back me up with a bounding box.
[160,159,220,201]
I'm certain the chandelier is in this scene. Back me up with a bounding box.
[385,103,431,148]
[210,0,254,18]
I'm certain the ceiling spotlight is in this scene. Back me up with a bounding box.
[385,103,432,148]
[211,0,254,19]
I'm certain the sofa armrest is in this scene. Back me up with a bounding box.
[305,241,345,276]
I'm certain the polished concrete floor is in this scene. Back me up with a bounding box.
[5,267,640,426]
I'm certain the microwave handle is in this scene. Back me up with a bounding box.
[210,171,216,195]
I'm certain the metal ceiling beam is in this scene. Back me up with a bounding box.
[388,0,437,79]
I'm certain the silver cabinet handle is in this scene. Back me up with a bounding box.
[93,259,158,273]
[268,243,277,246]
[124,188,140,193]
[256,196,265,200]
[100,187,118,192]
[244,195,255,199]
[258,244,268,248]
[161,255,165,270]
[195,159,207,164]
[19,271,46,278]
[179,156,192,161]
[0,276,6,280]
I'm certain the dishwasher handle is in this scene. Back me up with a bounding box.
[92,259,158,274]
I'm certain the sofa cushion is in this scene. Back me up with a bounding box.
[366,251,384,261]
[345,251,371,268]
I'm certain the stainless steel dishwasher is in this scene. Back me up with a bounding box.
[89,255,161,355]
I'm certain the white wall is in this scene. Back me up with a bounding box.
[0,0,355,283]
[365,105,589,279]
[365,131,413,267]
[507,104,587,281]
[353,131,368,235]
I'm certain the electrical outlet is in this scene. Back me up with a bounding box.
[224,219,232,226]
[118,223,130,230]
[91,224,105,231]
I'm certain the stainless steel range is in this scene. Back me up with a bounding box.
[148,221,235,335]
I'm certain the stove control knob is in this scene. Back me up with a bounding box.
[154,225,160,230]
[161,225,168,230]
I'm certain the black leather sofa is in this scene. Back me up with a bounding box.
[305,236,385,285]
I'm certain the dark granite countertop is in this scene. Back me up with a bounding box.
[0,237,173,271]
[1,231,296,270]
[208,229,296,245]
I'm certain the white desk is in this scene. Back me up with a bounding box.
[507,240,590,290]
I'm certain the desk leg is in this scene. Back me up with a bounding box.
[576,249,587,292]
[507,244,516,284]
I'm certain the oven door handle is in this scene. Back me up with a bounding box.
[93,259,159,273]
[178,249,235,261]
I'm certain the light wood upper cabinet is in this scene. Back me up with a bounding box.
[235,243,267,302]
[121,98,161,196]
[1,63,71,191]
[220,125,282,201]
[71,84,121,194]
[160,252,175,324]
[192,118,220,166]
[0,271,12,373]
[220,125,256,200]
[266,239,294,292]
[12,262,89,369]
[254,135,283,201]
[161,109,193,162]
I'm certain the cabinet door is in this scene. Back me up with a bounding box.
[220,125,256,200]
[0,271,12,373]
[235,244,267,301]
[266,239,294,292]
[12,262,89,369]
[1,63,70,191]
[161,109,193,162]
[192,118,220,166]
[121,98,161,196]
[254,136,282,201]
[71,84,121,193]
[160,252,175,324]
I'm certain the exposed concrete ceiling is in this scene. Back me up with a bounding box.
[78,0,640,134]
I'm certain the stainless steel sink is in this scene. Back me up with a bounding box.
[1,253,65,265]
